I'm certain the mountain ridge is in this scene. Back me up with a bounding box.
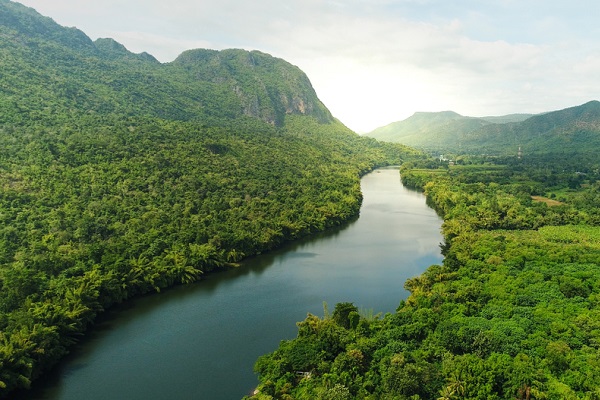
[0,0,331,127]
[366,111,494,148]
[171,48,333,125]
[366,101,600,154]
[0,0,96,52]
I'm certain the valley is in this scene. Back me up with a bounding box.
[1,1,600,399]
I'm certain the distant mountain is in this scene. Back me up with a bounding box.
[366,111,490,149]
[460,101,600,155]
[366,103,600,155]
[479,114,535,124]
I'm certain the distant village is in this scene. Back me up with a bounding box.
[439,146,523,165]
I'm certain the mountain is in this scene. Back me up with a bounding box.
[0,0,332,126]
[0,1,422,397]
[171,48,333,125]
[367,102,600,155]
[366,111,490,149]
[455,101,600,155]
[94,37,159,62]
[479,113,535,124]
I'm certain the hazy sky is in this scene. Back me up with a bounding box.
[16,0,600,132]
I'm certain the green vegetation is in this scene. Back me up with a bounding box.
[366,102,600,156]
[366,111,490,149]
[249,154,600,399]
[5,1,600,398]
[0,1,423,396]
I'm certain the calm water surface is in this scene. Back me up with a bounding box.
[21,167,443,400]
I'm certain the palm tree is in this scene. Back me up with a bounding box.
[438,385,456,400]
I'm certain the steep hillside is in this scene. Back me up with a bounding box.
[171,48,333,125]
[367,102,600,156]
[0,0,331,126]
[0,1,422,397]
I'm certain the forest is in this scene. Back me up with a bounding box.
[248,154,600,399]
[0,113,413,397]
[0,1,421,396]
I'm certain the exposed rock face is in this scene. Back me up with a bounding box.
[1,0,333,127]
[173,48,333,125]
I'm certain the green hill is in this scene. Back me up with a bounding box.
[366,111,490,150]
[366,103,600,156]
[479,113,535,124]
[0,1,421,396]
[473,100,600,155]
[171,48,334,125]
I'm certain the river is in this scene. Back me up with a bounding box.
[19,167,443,400]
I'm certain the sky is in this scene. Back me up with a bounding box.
[15,0,600,133]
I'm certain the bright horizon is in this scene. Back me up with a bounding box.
[15,0,600,133]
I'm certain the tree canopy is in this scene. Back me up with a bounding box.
[249,154,600,399]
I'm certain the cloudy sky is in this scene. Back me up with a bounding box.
[16,0,600,132]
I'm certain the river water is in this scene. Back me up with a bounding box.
[20,167,443,400]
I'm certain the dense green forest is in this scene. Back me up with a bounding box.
[0,1,423,396]
[366,101,600,156]
[248,154,600,399]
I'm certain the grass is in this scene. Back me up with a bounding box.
[531,196,564,207]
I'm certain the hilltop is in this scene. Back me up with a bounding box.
[366,111,492,149]
[0,0,333,126]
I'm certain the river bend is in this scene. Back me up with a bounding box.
[21,167,443,400]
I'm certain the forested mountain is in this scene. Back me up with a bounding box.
[366,103,600,156]
[366,111,533,152]
[0,1,421,396]
[479,113,535,124]
[366,111,491,150]
[0,0,333,126]
[472,100,600,156]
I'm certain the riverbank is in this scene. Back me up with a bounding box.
[18,168,443,400]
